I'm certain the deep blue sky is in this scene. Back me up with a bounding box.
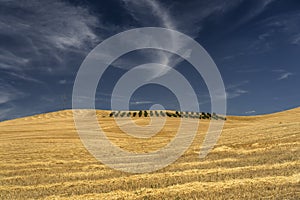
[0,0,300,121]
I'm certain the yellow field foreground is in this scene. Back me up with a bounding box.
[0,107,299,199]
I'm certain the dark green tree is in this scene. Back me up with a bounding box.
[144,110,148,117]
[150,110,153,117]
[183,112,188,118]
[109,112,115,117]
[138,110,143,117]
[155,111,160,117]
[166,112,172,117]
[207,112,211,119]
[175,111,181,117]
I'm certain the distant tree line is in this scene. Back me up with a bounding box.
[109,110,226,120]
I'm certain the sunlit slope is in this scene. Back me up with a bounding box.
[0,107,299,199]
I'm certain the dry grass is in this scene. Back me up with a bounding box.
[0,107,299,199]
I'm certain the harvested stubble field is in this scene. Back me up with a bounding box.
[0,107,299,199]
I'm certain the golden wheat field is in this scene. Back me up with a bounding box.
[0,107,299,199]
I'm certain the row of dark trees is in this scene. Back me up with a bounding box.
[109,110,226,120]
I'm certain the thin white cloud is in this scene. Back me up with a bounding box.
[123,0,239,80]
[4,71,43,83]
[0,95,11,105]
[195,81,249,105]
[174,0,275,37]
[0,84,26,104]
[272,69,285,73]
[225,81,249,99]
[122,0,237,79]
[236,68,264,73]
[130,101,153,105]
[291,34,300,45]
[59,80,67,85]
[223,52,246,61]
[0,49,30,70]
[121,0,276,80]
[277,72,293,80]
[122,0,184,79]
[227,89,248,99]
[170,0,241,36]
[245,110,256,114]
[123,0,175,30]
[0,107,14,121]
[0,0,100,71]
[236,0,277,26]
[272,69,294,80]
[226,80,249,90]
[259,12,300,46]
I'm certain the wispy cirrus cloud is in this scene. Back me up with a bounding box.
[257,11,300,46]
[121,0,185,79]
[0,107,14,121]
[120,0,239,79]
[277,72,293,80]
[245,110,256,114]
[291,34,300,45]
[196,80,249,106]
[0,0,100,73]
[225,81,249,99]
[0,49,30,70]
[120,0,278,80]
[272,69,294,80]
[3,71,43,83]
[0,0,102,120]
[130,101,153,105]
[228,89,248,99]
[0,83,26,104]
[235,0,277,26]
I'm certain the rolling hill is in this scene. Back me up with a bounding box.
[0,107,299,199]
